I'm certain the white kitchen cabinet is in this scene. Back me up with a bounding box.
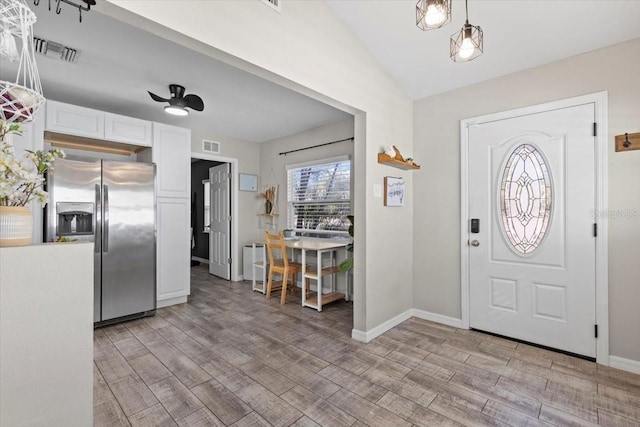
[46,101,154,148]
[45,100,104,139]
[104,112,153,147]
[152,122,191,199]
[156,198,191,305]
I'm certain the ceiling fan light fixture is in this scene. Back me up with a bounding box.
[416,0,451,30]
[164,105,188,116]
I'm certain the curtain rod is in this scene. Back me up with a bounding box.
[279,137,354,156]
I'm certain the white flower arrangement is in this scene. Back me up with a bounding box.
[0,121,65,207]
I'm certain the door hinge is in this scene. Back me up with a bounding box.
[593,223,598,237]
[228,216,232,222]
[593,122,597,137]
[228,257,232,264]
[227,172,232,179]
[594,324,598,338]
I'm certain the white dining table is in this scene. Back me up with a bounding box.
[286,238,350,311]
[251,238,350,311]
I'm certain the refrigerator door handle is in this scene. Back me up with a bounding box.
[95,184,101,253]
[104,184,109,253]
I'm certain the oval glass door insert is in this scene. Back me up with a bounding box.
[499,144,553,255]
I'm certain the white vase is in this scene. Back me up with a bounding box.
[0,206,33,247]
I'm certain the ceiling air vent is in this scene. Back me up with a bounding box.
[33,36,81,64]
[202,139,221,154]
[261,0,281,13]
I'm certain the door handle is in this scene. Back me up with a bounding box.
[470,239,480,247]
[95,184,101,254]
[103,184,109,253]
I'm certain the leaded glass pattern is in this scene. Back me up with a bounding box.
[499,144,552,255]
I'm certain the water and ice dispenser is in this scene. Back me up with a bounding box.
[56,202,94,236]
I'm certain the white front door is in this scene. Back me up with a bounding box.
[209,163,231,280]
[468,103,597,357]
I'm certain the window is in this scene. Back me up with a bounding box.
[203,180,210,233]
[286,156,351,236]
[499,144,553,255]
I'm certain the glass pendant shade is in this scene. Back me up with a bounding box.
[450,21,483,62]
[416,0,451,31]
[0,0,45,123]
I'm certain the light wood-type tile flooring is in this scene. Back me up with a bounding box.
[94,265,640,426]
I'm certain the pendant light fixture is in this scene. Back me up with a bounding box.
[0,0,45,123]
[450,0,483,62]
[416,0,451,31]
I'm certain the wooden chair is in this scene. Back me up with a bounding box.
[264,231,303,305]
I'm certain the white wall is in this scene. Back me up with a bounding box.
[104,1,415,333]
[413,39,640,363]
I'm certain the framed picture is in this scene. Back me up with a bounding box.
[239,173,258,192]
[384,176,405,207]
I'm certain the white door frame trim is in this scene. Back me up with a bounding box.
[191,152,240,282]
[460,91,609,365]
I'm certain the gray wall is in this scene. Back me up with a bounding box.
[413,38,640,362]
[259,118,355,232]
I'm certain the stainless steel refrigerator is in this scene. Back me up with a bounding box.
[45,158,156,325]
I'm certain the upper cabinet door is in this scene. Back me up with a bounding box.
[45,100,104,139]
[152,122,191,199]
[104,113,153,147]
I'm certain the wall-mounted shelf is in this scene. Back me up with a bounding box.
[615,132,639,152]
[258,213,279,229]
[377,153,420,170]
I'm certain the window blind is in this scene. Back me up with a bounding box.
[286,157,351,234]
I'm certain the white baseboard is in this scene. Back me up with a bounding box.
[157,295,188,309]
[191,256,209,264]
[351,309,413,343]
[351,308,465,343]
[609,355,640,375]
[411,309,463,329]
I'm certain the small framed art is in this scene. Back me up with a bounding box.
[239,173,258,192]
[384,176,405,207]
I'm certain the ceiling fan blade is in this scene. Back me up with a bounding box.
[148,91,170,103]
[183,94,204,111]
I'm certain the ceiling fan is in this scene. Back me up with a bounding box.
[148,84,204,116]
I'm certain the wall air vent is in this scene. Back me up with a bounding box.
[261,0,281,13]
[202,139,221,154]
[33,36,81,64]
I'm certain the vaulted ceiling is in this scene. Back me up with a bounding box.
[2,1,639,142]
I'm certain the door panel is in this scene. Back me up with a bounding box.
[101,161,156,320]
[209,164,231,279]
[46,158,102,322]
[157,198,190,301]
[468,104,596,357]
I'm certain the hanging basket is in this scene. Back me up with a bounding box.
[0,205,33,247]
[0,81,44,123]
[0,0,45,123]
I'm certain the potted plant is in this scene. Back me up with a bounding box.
[0,120,65,246]
[338,215,354,272]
